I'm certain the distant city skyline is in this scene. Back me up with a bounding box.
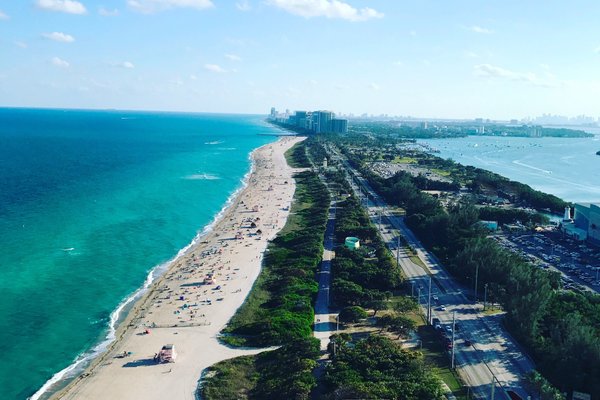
[2,1,600,119]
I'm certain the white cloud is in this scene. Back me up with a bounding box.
[36,0,87,14]
[42,32,75,43]
[190,74,198,80]
[474,63,557,88]
[204,63,226,73]
[51,56,70,68]
[0,10,9,19]
[409,30,417,36]
[267,0,383,22]
[468,25,493,34]
[369,82,380,90]
[236,0,251,11]
[464,50,479,59]
[15,41,28,48]
[225,54,242,61]
[594,46,600,54]
[128,0,213,13]
[99,7,119,16]
[120,61,135,69]
[393,60,403,66]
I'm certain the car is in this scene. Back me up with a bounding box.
[434,324,442,331]
[438,305,446,311]
[445,326,452,334]
[464,339,472,346]
[432,295,439,302]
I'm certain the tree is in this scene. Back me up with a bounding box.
[339,306,368,323]
[324,335,444,399]
[392,296,418,314]
[377,315,416,339]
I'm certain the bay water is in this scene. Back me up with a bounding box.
[419,130,600,203]
[0,109,277,399]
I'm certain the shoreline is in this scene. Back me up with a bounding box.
[31,160,255,400]
[34,135,304,400]
[417,135,600,203]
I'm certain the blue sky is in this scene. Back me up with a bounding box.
[1,0,599,119]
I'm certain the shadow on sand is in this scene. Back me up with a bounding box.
[122,358,158,368]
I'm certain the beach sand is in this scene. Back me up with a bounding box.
[49,136,305,400]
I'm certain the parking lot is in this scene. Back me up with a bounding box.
[492,230,600,293]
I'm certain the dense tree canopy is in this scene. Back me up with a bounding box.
[324,335,444,399]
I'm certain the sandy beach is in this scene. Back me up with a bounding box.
[48,136,304,400]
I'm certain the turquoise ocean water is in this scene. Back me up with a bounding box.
[0,109,278,399]
[419,129,600,203]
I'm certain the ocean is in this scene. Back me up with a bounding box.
[0,109,278,400]
[419,129,600,203]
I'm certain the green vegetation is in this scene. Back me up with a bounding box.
[222,166,328,346]
[330,193,402,310]
[416,324,468,399]
[333,134,600,396]
[201,337,320,400]
[392,155,418,164]
[202,141,329,400]
[525,371,566,400]
[347,120,591,139]
[338,306,367,322]
[285,139,311,168]
[200,355,257,399]
[323,335,445,399]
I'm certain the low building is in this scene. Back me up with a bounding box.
[345,236,360,250]
[477,220,498,231]
[574,203,600,245]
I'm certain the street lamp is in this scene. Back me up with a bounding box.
[483,283,488,311]
[396,236,401,266]
[427,276,432,325]
[474,263,480,302]
[451,311,456,369]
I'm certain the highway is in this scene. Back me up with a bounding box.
[327,145,535,400]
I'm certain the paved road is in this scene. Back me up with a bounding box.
[328,146,535,400]
[313,192,339,350]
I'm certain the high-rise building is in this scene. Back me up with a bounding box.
[315,111,334,133]
[331,118,348,133]
[295,111,308,130]
[268,108,347,134]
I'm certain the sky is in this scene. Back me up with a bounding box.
[1,0,600,119]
